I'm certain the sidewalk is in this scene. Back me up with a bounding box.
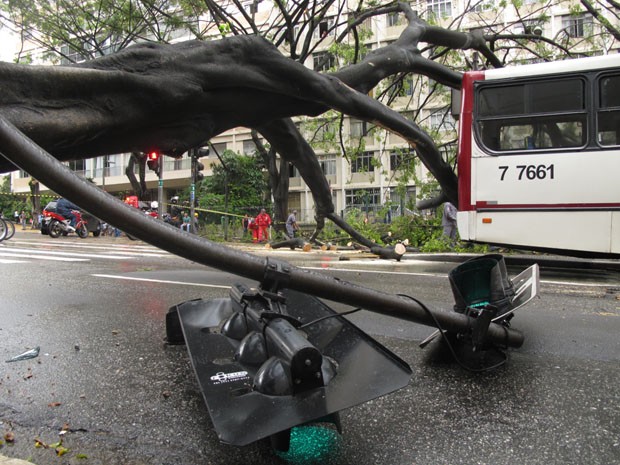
[0,455,33,465]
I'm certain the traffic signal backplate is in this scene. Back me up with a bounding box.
[169,287,412,446]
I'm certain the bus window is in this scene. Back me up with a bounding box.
[480,116,585,151]
[598,75,620,147]
[478,79,584,117]
[476,78,586,153]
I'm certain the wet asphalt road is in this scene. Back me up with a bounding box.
[1,232,619,465]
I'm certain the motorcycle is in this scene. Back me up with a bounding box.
[44,209,89,238]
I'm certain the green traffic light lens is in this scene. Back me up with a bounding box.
[276,424,342,464]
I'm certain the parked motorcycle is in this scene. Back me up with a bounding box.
[44,209,89,238]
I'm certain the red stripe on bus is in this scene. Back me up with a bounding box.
[457,71,485,211]
[475,202,620,210]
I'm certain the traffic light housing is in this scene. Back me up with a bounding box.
[192,148,207,183]
[166,265,412,449]
[146,150,161,177]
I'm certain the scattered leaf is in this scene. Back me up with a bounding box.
[34,439,47,448]
[55,445,69,456]
[48,402,62,408]
[76,453,88,459]
[4,432,15,443]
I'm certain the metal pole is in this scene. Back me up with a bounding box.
[0,116,524,348]
[158,156,164,220]
[101,155,106,192]
[190,149,196,234]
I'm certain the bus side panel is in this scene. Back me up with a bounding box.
[468,211,614,254]
[456,211,473,240]
[473,152,620,207]
[613,212,620,254]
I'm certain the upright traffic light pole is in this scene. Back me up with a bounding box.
[189,148,197,232]
[157,155,164,220]
[190,147,207,234]
[146,150,163,219]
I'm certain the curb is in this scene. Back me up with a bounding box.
[0,455,34,465]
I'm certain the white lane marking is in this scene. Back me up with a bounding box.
[0,258,29,263]
[6,240,169,256]
[0,247,132,260]
[92,274,230,289]
[0,252,89,262]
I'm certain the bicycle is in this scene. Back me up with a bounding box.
[0,218,16,242]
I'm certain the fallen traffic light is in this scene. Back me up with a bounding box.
[166,262,412,450]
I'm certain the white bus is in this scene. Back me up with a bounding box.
[455,54,620,258]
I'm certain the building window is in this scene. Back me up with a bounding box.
[389,149,415,171]
[429,108,456,131]
[387,12,401,27]
[243,140,256,155]
[60,43,87,65]
[470,0,493,12]
[210,142,227,156]
[308,119,337,142]
[69,159,87,176]
[427,0,452,18]
[562,14,593,38]
[243,1,258,14]
[319,155,337,176]
[403,74,415,96]
[288,163,300,178]
[345,188,381,208]
[351,151,375,173]
[313,51,336,71]
[350,118,369,138]
[314,17,335,39]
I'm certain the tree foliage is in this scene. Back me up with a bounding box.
[197,150,270,217]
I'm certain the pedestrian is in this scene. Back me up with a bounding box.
[169,196,182,227]
[180,211,191,232]
[255,208,272,242]
[19,210,27,230]
[242,214,250,237]
[285,209,299,239]
[249,217,259,243]
[442,201,458,245]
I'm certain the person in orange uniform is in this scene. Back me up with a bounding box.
[255,208,272,242]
